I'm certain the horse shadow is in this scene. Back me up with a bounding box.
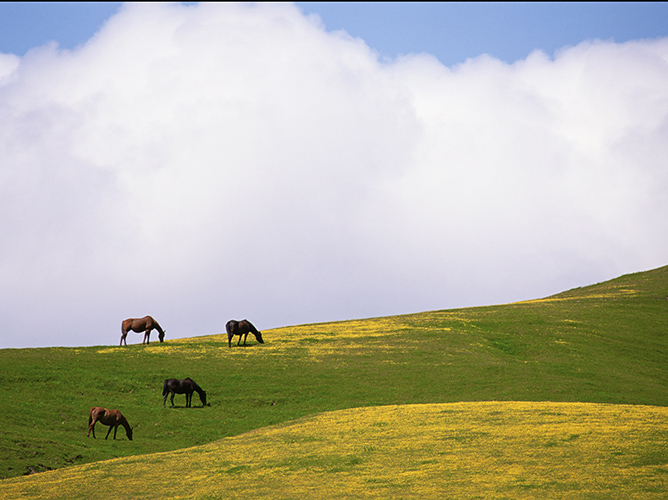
[167,404,209,409]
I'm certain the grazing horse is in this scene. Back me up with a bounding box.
[226,319,264,348]
[120,315,165,346]
[87,407,133,440]
[163,378,208,408]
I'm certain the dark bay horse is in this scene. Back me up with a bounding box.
[120,315,165,346]
[163,378,208,408]
[226,319,264,348]
[87,407,133,440]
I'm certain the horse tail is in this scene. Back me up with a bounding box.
[225,320,235,335]
[162,379,169,396]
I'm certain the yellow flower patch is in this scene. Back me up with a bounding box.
[517,287,637,305]
[2,401,666,499]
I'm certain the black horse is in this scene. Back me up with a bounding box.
[162,378,208,408]
[226,319,264,348]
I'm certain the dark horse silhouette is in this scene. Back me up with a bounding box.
[87,407,133,440]
[163,378,208,408]
[226,319,264,348]
[120,316,165,346]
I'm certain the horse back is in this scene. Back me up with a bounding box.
[123,317,143,333]
[227,319,255,335]
[181,377,197,391]
[164,378,195,394]
[93,407,124,425]
[239,319,257,334]
[123,316,157,333]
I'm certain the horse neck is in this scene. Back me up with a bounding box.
[192,381,204,396]
[120,416,131,433]
[153,322,164,334]
[247,323,258,335]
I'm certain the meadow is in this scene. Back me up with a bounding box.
[0,265,666,498]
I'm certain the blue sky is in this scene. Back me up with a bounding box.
[1,3,667,348]
[2,3,667,64]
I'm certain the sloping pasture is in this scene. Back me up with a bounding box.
[0,265,667,497]
[1,402,666,499]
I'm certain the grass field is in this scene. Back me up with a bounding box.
[0,265,666,498]
[1,402,666,499]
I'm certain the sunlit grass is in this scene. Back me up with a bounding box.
[517,287,637,304]
[1,401,666,499]
[0,264,667,491]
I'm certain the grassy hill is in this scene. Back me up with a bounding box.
[2,401,667,499]
[0,265,667,497]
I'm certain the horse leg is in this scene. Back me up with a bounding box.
[88,419,96,438]
[170,391,176,408]
[105,425,113,440]
[143,329,150,344]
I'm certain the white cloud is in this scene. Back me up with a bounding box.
[1,3,667,347]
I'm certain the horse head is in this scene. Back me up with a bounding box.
[255,331,265,344]
[200,391,208,407]
[127,426,134,441]
[159,330,165,343]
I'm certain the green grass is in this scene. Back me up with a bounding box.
[1,402,666,499]
[0,265,667,493]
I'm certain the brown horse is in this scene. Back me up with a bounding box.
[120,316,165,346]
[226,319,264,348]
[163,378,208,408]
[87,407,133,440]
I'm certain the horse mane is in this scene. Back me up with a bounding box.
[244,319,259,335]
[153,319,165,334]
[189,378,204,396]
[119,414,133,439]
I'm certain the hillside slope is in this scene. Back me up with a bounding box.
[0,265,666,481]
[1,401,667,499]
